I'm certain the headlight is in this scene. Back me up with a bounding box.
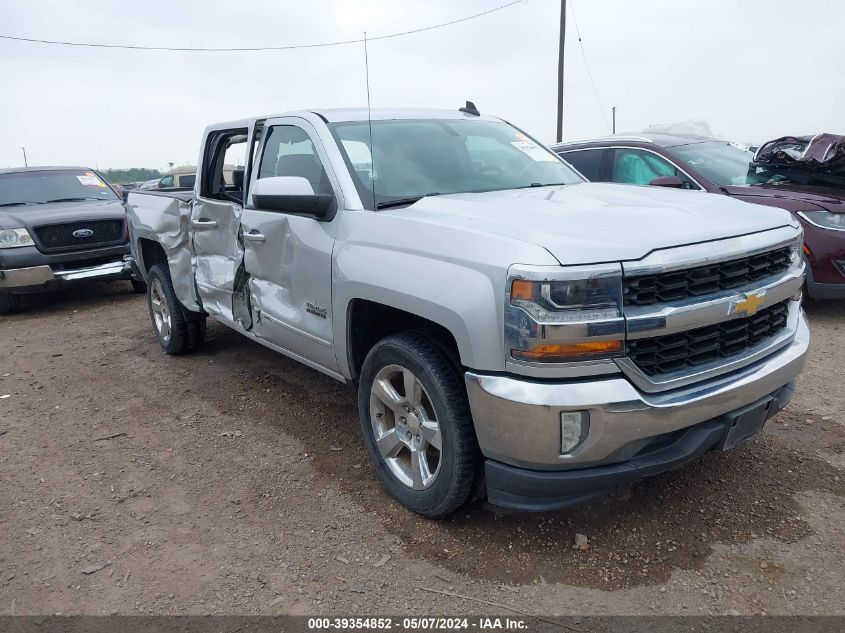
[789,237,804,267]
[0,228,35,249]
[798,211,845,232]
[510,278,621,322]
[506,263,624,363]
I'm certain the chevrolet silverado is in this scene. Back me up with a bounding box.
[127,107,809,517]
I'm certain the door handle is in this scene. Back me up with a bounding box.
[192,218,218,228]
[243,231,265,243]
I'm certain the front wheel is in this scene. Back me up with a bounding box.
[357,332,479,518]
[146,264,206,355]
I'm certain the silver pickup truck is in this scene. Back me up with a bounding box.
[127,107,809,517]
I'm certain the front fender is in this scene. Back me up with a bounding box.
[333,244,505,378]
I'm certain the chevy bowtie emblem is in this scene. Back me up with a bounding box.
[729,290,766,317]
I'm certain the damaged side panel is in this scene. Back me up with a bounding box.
[190,197,245,323]
[232,263,253,331]
[241,209,339,373]
[128,191,202,312]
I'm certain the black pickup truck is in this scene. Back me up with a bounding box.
[0,166,145,314]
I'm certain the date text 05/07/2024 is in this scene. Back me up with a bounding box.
[307,617,529,630]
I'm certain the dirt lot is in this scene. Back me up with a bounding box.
[0,283,843,617]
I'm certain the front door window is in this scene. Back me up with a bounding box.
[612,149,698,189]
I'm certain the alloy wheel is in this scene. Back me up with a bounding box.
[369,364,442,490]
[149,278,172,343]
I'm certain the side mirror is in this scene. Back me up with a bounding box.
[251,176,334,219]
[649,175,685,188]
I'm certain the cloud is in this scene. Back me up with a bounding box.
[0,0,842,169]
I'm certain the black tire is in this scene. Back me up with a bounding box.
[130,278,147,294]
[357,331,480,518]
[146,263,206,355]
[0,291,21,316]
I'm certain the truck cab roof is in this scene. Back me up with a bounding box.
[206,107,502,132]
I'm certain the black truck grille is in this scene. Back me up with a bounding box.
[34,219,125,251]
[627,300,790,376]
[623,247,792,306]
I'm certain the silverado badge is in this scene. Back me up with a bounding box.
[729,289,766,317]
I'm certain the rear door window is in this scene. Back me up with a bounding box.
[559,149,606,181]
[177,174,196,188]
[200,128,248,203]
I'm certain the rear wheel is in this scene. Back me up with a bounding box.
[146,263,206,354]
[0,291,21,316]
[357,332,479,517]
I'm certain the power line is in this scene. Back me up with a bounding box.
[0,1,521,52]
[568,0,612,132]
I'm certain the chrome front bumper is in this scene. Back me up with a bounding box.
[0,257,134,289]
[465,309,810,470]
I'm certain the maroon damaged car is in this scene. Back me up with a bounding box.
[552,134,845,300]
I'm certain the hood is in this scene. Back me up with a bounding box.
[391,183,795,265]
[722,184,845,213]
[0,199,126,231]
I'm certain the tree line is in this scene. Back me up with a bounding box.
[102,168,161,184]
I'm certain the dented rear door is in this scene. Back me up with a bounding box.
[192,127,250,323]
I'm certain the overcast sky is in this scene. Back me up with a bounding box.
[1,0,842,170]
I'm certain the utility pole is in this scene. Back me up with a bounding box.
[20,147,27,167]
[612,107,616,134]
[556,0,566,142]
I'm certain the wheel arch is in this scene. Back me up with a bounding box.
[344,298,467,381]
[137,237,167,276]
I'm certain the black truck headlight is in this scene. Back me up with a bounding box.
[506,264,624,363]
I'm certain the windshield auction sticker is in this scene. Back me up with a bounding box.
[511,141,557,162]
[77,172,107,187]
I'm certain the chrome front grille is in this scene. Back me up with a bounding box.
[617,227,805,392]
[627,299,790,376]
[623,246,792,306]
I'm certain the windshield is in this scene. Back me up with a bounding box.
[672,141,792,187]
[329,119,583,209]
[0,169,119,207]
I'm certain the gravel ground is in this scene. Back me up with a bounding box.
[0,283,842,617]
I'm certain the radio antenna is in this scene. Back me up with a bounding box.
[363,31,376,210]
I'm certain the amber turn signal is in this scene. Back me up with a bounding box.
[510,279,536,301]
[511,339,623,362]
[511,341,622,363]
